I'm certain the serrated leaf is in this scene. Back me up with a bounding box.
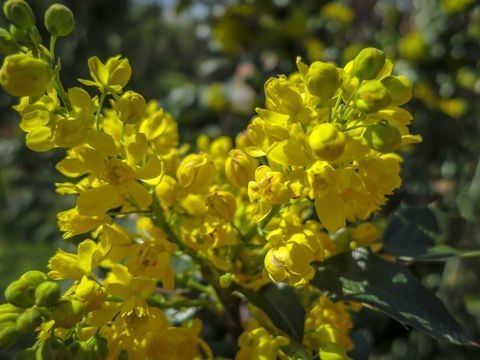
[311,249,478,346]
[238,283,305,343]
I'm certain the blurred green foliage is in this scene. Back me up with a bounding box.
[0,0,479,358]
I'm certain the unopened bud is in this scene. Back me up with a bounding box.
[381,75,412,106]
[353,47,386,80]
[0,28,17,54]
[350,222,380,248]
[354,80,391,113]
[3,0,35,30]
[87,335,109,359]
[20,270,47,288]
[68,341,91,360]
[305,61,340,100]
[4,279,35,308]
[8,24,29,44]
[16,308,42,332]
[117,90,146,124]
[37,337,70,360]
[0,53,51,97]
[219,273,233,288]
[225,149,257,187]
[35,281,61,307]
[206,191,237,221]
[52,299,84,329]
[309,123,346,161]
[177,153,216,194]
[0,322,20,349]
[363,121,401,153]
[0,303,23,315]
[44,4,74,37]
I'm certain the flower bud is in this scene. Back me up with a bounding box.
[87,335,109,359]
[44,4,74,37]
[305,61,339,100]
[219,273,233,288]
[363,121,401,153]
[8,24,29,44]
[0,322,20,349]
[0,312,19,323]
[68,341,92,360]
[36,337,70,360]
[4,279,35,308]
[0,303,23,316]
[0,53,51,97]
[350,222,379,248]
[16,308,42,332]
[381,75,412,106]
[3,0,35,30]
[352,47,386,80]
[52,299,85,328]
[309,123,346,161]
[354,80,391,113]
[117,90,146,124]
[177,153,216,194]
[75,277,106,311]
[35,281,61,307]
[206,191,237,221]
[0,28,17,54]
[20,270,47,288]
[225,149,257,187]
[155,175,178,207]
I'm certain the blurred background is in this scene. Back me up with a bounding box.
[0,0,480,358]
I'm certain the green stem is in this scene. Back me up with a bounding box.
[330,89,344,122]
[95,92,107,131]
[185,278,215,295]
[49,36,57,61]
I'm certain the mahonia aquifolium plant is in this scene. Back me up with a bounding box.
[0,1,444,359]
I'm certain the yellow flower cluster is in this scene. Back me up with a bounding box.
[304,296,357,360]
[0,1,420,358]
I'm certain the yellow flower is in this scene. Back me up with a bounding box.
[176,153,216,194]
[48,239,108,280]
[0,53,51,97]
[206,191,237,222]
[79,55,132,93]
[127,243,175,290]
[103,264,156,317]
[225,149,258,187]
[117,90,146,124]
[248,166,290,220]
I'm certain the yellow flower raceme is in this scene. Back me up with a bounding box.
[304,296,355,359]
[236,323,289,360]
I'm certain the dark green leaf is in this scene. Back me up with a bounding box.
[238,283,305,343]
[382,206,439,257]
[311,249,478,346]
[382,206,479,261]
